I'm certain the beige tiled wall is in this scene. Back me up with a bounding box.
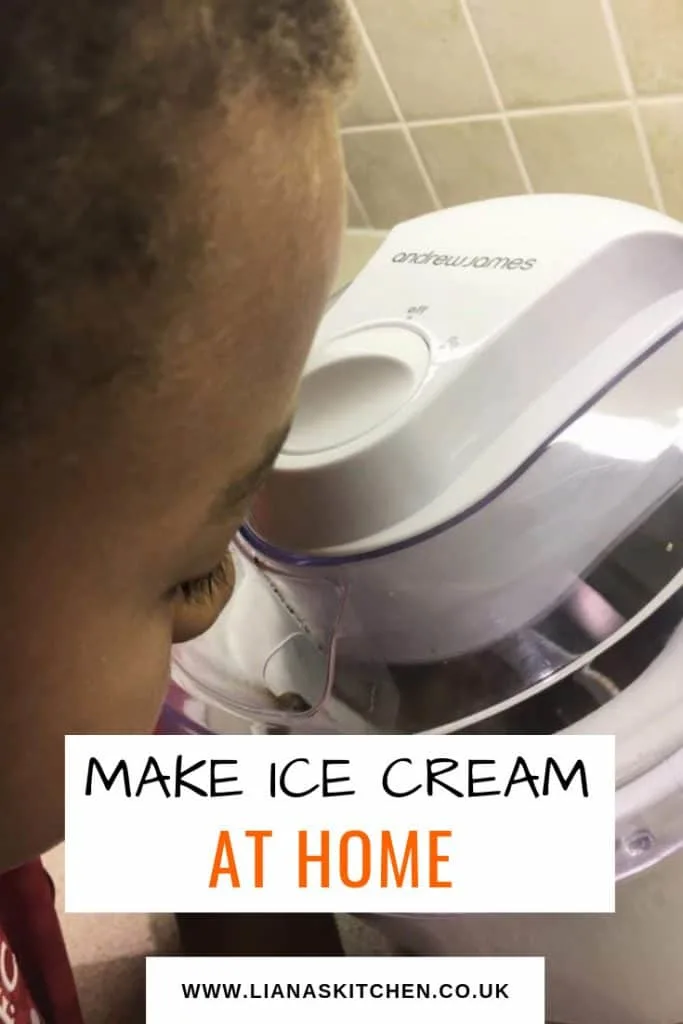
[341,0,683,230]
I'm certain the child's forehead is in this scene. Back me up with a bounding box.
[0,98,345,569]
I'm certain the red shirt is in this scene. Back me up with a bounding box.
[0,710,176,1022]
[0,862,83,1024]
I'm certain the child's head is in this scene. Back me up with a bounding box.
[0,1,353,869]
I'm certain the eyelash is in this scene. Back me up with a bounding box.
[172,553,233,604]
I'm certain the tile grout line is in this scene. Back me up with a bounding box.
[341,102,623,135]
[346,173,372,228]
[508,99,630,119]
[340,95,683,135]
[399,122,444,211]
[346,0,443,213]
[342,114,499,134]
[638,92,683,106]
[345,227,388,236]
[599,0,665,212]
[459,0,533,194]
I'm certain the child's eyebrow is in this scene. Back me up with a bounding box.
[207,421,292,523]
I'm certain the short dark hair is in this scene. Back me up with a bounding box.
[0,1,353,440]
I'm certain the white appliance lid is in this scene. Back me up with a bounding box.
[250,196,683,558]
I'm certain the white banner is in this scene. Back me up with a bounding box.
[145,957,546,1024]
[64,734,615,914]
